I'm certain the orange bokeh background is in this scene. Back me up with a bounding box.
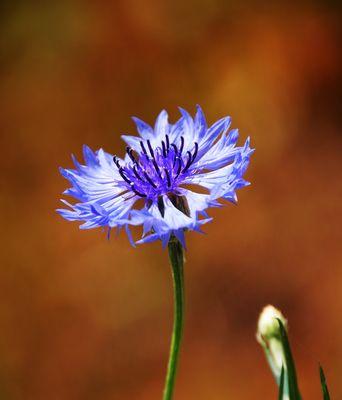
[1,1,341,399]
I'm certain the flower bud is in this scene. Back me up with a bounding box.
[256,305,287,345]
[256,305,289,398]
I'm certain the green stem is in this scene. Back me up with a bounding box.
[163,238,185,400]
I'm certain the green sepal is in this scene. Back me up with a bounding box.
[277,318,302,400]
[278,365,285,400]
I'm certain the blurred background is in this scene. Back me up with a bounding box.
[1,0,341,399]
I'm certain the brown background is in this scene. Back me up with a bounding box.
[1,1,341,399]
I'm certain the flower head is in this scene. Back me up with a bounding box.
[57,106,254,247]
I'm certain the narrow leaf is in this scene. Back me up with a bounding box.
[277,319,302,400]
[278,364,285,400]
[319,365,330,400]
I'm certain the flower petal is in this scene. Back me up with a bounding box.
[58,147,137,230]
[154,109,169,138]
[132,116,154,139]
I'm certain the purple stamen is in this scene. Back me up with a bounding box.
[192,142,199,163]
[140,141,147,155]
[179,136,184,154]
[130,186,147,197]
[164,168,171,187]
[118,167,132,184]
[152,159,162,178]
[133,165,144,181]
[113,156,120,169]
[143,171,157,188]
[183,151,192,172]
[126,147,138,164]
[162,141,167,158]
[147,140,155,159]
[171,144,178,155]
[175,157,182,178]
[182,142,198,172]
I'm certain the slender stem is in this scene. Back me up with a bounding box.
[163,238,185,400]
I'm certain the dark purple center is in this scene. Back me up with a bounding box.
[113,135,198,200]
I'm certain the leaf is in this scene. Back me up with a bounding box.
[319,365,330,400]
[277,319,302,400]
[278,364,285,400]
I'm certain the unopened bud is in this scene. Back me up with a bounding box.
[256,305,289,398]
[257,305,287,345]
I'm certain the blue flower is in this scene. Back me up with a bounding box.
[57,106,254,247]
